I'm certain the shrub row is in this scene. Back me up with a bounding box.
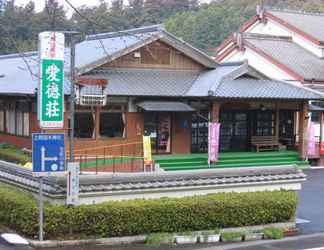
[0,144,31,164]
[0,183,298,239]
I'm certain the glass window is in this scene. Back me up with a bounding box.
[253,111,275,136]
[74,112,95,138]
[100,113,125,138]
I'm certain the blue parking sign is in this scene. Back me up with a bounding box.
[32,133,66,175]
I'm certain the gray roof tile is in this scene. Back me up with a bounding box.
[88,68,200,97]
[246,35,324,80]
[214,77,323,99]
[268,10,324,42]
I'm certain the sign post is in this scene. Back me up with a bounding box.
[38,32,65,129]
[32,133,66,240]
[35,32,65,241]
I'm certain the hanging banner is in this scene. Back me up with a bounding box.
[143,136,152,164]
[308,122,316,156]
[208,122,220,164]
[38,32,65,129]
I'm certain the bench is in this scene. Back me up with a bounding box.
[251,136,280,152]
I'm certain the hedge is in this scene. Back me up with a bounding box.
[0,144,31,164]
[0,183,298,239]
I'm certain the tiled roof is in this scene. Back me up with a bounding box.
[84,63,324,100]
[268,10,324,42]
[245,35,324,81]
[0,51,72,95]
[0,25,216,96]
[88,68,200,97]
[0,160,306,197]
[185,62,243,96]
[214,77,324,100]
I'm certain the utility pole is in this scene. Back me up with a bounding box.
[67,31,81,162]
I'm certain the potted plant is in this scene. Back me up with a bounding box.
[174,232,198,244]
[145,233,174,246]
[243,231,264,241]
[221,231,243,243]
[198,229,221,243]
[262,227,284,240]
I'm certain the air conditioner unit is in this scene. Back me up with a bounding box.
[79,94,107,106]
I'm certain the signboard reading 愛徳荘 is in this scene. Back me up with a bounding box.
[38,32,65,129]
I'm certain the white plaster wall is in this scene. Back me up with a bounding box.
[247,19,291,37]
[221,47,297,82]
[247,19,324,58]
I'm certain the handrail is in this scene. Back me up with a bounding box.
[67,141,143,154]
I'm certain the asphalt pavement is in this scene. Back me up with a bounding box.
[297,168,324,234]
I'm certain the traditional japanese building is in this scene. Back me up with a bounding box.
[0,25,323,171]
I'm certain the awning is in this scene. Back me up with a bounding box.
[309,104,324,112]
[136,101,195,112]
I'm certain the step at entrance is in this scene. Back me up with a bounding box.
[154,151,309,171]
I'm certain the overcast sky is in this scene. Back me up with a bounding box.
[15,0,107,14]
[14,0,211,16]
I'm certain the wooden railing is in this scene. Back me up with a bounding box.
[67,141,145,173]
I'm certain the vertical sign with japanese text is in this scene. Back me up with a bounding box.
[208,122,220,164]
[143,136,152,165]
[66,162,80,206]
[39,32,65,129]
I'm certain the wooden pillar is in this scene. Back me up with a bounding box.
[211,101,220,122]
[298,102,308,160]
[275,104,280,139]
[95,106,100,140]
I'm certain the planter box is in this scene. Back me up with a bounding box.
[198,234,220,243]
[174,235,198,244]
[284,228,299,237]
[221,236,242,243]
[244,233,264,241]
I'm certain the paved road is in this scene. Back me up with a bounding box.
[200,233,324,250]
[297,169,324,234]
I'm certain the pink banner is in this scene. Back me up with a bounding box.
[308,122,316,156]
[208,122,220,163]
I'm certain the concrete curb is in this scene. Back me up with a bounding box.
[28,222,295,248]
[29,235,146,248]
[198,232,324,250]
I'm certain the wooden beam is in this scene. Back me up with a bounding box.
[211,101,220,122]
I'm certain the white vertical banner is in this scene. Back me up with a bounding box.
[66,162,80,206]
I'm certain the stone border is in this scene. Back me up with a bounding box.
[29,221,295,248]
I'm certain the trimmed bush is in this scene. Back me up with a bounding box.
[0,144,31,164]
[0,183,298,239]
[263,227,284,239]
